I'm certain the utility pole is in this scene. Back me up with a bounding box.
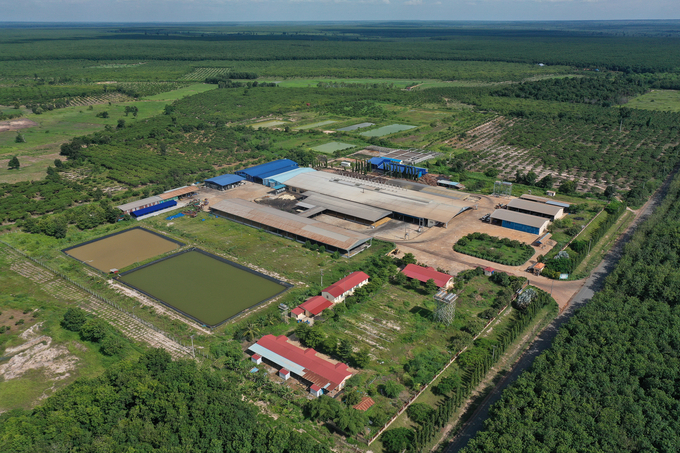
[190,335,195,358]
[320,269,323,287]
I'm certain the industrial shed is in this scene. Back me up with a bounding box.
[262,167,316,188]
[204,174,245,191]
[369,157,428,178]
[520,194,571,209]
[285,172,473,227]
[297,192,391,226]
[507,198,564,220]
[157,186,199,201]
[117,196,163,215]
[249,334,353,395]
[210,199,373,257]
[235,159,299,183]
[490,209,550,235]
[130,200,177,218]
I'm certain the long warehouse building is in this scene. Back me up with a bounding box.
[285,171,473,227]
[490,209,550,235]
[210,198,373,257]
[507,198,564,221]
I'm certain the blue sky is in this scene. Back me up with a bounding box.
[0,0,678,22]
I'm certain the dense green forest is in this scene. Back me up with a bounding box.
[0,348,330,453]
[461,173,680,452]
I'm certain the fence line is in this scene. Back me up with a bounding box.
[366,302,511,445]
[0,241,211,359]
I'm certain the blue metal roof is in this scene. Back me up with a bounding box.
[236,159,298,179]
[131,200,177,218]
[204,174,245,187]
[546,200,570,208]
[272,184,286,190]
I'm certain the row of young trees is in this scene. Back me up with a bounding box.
[461,171,680,453]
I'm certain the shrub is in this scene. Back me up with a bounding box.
[406,403,434,425]
[382,380,404,398]
[61,308,87,332]
[381,428,414,453]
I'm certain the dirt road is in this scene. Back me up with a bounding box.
[442,172,670,453]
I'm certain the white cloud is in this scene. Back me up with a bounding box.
[403,0,421,4]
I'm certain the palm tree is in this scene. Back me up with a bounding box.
[242,322,260,342]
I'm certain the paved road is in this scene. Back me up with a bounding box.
[443,177,671,453]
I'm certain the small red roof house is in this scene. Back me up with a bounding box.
[251,353,262,365]
[532,262,545,276]
[401,264,453,289]
[322,271,370,303]
[483,266,495,276]
[310,384,323,397]
[290,307,305,321]
[353,396,375,412]
[299,296,334,317]
[279,368,290,380]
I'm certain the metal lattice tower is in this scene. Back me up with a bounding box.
[493,181,512,198]
[433,291,457,325]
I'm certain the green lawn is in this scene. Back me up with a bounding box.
[0,252,136,411]
[455,236,534,266]
[0,84,217,184]
[625,89,680,112]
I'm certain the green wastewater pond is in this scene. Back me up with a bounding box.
[120,250,288,326]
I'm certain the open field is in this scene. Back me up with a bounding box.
[312,141,356,153]
[63,227,183,273]
[360,124,417,137]
[119,249,288,326]
[625,89,680,112]
[293,120,337,130]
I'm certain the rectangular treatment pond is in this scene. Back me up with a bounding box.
[118,249,291,327]
[63,227,183,273]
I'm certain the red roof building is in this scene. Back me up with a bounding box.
[322,271,370,303]
[299,296,334,317]
[401,264,453,289]
[353,396,376,412]
[483,266,495,276]
[249,335,353,392]
[290,307,305,321]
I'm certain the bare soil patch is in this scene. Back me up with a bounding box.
[0,118,38,132]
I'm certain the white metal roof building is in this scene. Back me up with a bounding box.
[262,167,316,188]
[210,199,373,256]
[284,172,474,227]
[298,192,391,224]
[507,198,564,220]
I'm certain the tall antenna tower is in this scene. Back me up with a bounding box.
[433,291,457,325]
[493,181,512,198]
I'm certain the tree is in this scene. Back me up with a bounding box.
[242,322,260,342]
[54,159,64,169]
[337,339,353,362]
[306,395,341,421]
[425,278,439,294]
[406,403,434,425]
[100,335,125,356]
[394,271,408,286]
[61,308,87,332]
[382,380,404,398]
[80,318,109,343]
[560,179,577,194]
[381,428,413,453]
[409,278,421,291]
[484,168,499,178]
[525,171,538,186]
[8,156,20,169]
[604,185,617,198]
[335,408,367,437]
[96,111,109,118]
[117,119,126,129]
[304,326,326,349]
[537,174,553,189]
[353,348,371,368]
[343,388,362,406]
[401,253,417,265]
[14,133,25,143]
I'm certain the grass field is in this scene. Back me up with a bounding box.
[625,89,680,112]
[0,83,217,184]
[360,124,417,137]
[312,141,356,153]
[0,252,138,412]
[293,120,337,130]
